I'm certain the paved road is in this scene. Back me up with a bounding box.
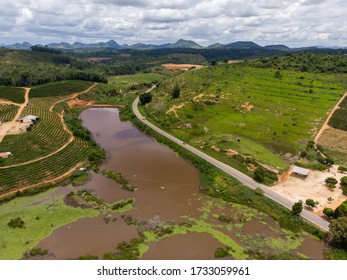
[133,96,330,231]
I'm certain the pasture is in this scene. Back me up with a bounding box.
[144,64,346,172]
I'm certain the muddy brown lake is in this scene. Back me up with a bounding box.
[34,108,325,260]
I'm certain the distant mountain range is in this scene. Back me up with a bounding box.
[1,39,346,51]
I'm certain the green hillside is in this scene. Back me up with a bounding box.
[143,63,347,179]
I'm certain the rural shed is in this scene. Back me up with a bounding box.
[0,152,12,159]
[292,166,310,177]
[19,115,39,123]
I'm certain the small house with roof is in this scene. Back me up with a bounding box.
[18,115,39,123]
[292,166,310,178]
[0,152,12,159]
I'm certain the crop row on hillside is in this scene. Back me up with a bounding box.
[0,104,19,122]
[0,98,70,165]
[30,80,93,98]
[0,139,90,194]
[0,86,25,103]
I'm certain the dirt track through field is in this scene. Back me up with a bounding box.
[314,91,347,142]
[0,83,97,169]
[0,87,30,142]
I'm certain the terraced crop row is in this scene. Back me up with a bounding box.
[0,104,19,122]
[0,138,90,194]
[30,80,93,98]
[0,99,70,165]
[0,86,25,103]
[28,96,63,110]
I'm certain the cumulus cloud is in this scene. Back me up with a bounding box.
[0,0,346,47]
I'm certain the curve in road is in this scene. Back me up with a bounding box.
[132,96,330,231]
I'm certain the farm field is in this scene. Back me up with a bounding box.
[144,64,347,175]
[0,86,25,103]
[0,80,98,195]
[0,138,90,194]
[0,104,19,122]
[30,80,93,98]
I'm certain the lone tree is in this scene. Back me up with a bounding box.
[171,84,180,99]
[326,217,347,250]
[305,199,316,208]
[139,92,152,105]
[292,201,303,215]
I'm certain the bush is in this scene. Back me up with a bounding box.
[305,199,316,208]
[215,247,229,258]
[139,92,152,105]
[255,187,265,196]
[341,176,347,188]
[29,248,48,256]
[111,199,134,210]
[79,255,98,260]
[327,183,337,189]
[325,177,338,185]
[323,208,335,218]
[338,166,347,173]
[8,217,25,229]
[171,84,180,99]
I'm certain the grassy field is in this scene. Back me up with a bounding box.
[0,104,19,122]
[108,73,166,89]
[144,64,346,175]
[0,187,99,259]
[78,73,166,106]
[30,80,93,98]
[0,86,25,103]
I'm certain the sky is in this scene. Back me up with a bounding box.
[0,0,346,47]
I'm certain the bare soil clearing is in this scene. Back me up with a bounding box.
[272,165,346,215]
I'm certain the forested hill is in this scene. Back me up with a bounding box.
[250,53,347,74]
[0,48,107,86]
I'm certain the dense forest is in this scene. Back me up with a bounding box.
[0,48,107,86]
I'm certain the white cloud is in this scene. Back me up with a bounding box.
[0,0,346,47]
